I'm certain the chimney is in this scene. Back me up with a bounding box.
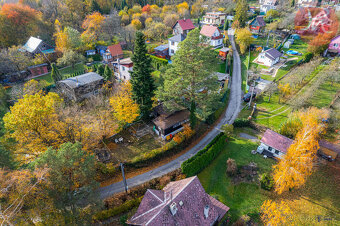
[170,202,178,216]
[204,205,209,219]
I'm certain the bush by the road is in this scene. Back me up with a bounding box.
[93,197,143,221]
[233,118,251,127]
[181,133,227,177]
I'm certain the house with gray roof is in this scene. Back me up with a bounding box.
[168,34,185,56]
[56,72,104,102]
[22,36,55,55]
[256,48,282,67]
[127,176,229,225]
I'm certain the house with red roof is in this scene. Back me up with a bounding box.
[328,35,340,54]
[257,129,294,158]
[200,25,224,48]
[172,19,195,36]
[103,43,124,63]
[249,16,266,33]
[127,176,229,225]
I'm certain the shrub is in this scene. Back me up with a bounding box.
[233,118,251,127]
[120,215,128,225]
[221,124,234,138]
[304,52,313,63]
[226,158,237,176]
[260,173,274,191]
[181,133,227,177]
[93,197,143,221]
[148,54,168,70]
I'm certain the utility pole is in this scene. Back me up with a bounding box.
[120,162,128,193]
[248,79,256,109]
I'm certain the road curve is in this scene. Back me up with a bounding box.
[98,32,243,199]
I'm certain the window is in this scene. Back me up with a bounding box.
[171,49,174,53]
[122,67,125,71]
[275,150,280,155]
[171,41,174,46]
[268,147,272,151]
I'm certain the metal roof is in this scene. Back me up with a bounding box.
[23,37,42,53]
[154,44,169,51]
[58,72,104,89]
[169,34,185,43]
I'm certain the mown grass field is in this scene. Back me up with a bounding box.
[198,136,340,225]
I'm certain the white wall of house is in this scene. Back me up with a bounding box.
[116,65,133,80]
[169,40,180,56]
[260,5,276,14]
[258,53,280,67]
[257,143,285,158]
[210,38,223,48]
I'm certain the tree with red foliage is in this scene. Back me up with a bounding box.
[142,4,151,14]
[0,3,42,47]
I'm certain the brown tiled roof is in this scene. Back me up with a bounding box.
[200,25,220,37]
[108,43,123,57]
[153,110,190,130]
[261,129,294,153]
[127,176,229,226]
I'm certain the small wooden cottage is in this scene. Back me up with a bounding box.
[219,47,229,60]
[153,107,190,140]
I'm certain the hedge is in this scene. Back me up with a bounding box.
[233,118,251,127]
[148,54,168,70]
[93,196,143,221]
[181,133,227,177]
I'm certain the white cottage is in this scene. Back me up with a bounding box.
[257,48,282,67]
[200,25,224,48]
[257,129,294,158]
[114,58,133,81]
[168,34,185,56]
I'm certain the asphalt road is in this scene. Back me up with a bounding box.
[98,32,243,199]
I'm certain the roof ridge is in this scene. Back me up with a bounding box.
[145,176,197,225]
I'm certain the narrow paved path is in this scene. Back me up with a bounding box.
[98,30,242,199]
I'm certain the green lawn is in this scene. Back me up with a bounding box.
[309,80,340,108]
[34,64,86,85]
[239,94,291,132]
[198,136,340,224]
[198,137,275,223]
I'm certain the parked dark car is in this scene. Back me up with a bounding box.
[243,92,256,102]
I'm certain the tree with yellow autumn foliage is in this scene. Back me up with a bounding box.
[235,28,254,54]
[3,92,64,163]
[261,200,292,226]
[81,12,105,44]
[110,82,140,126]
[273,107,329,194]
[278,83,291,103]
[173,124,194,144]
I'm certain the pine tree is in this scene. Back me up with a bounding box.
[51,63,62,83]
[103,65,113,81]
[157,28,221,122]
[130,32,156,119]
[96,64,105,76]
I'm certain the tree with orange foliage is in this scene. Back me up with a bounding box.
[173,124,194,144]
[81,12,105,44]
[142,4,151,14]
[261,200,292,226]
[273,107,329,194]
[308,32,335,55]
[110,82,140,126]
[0,3,42,47]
